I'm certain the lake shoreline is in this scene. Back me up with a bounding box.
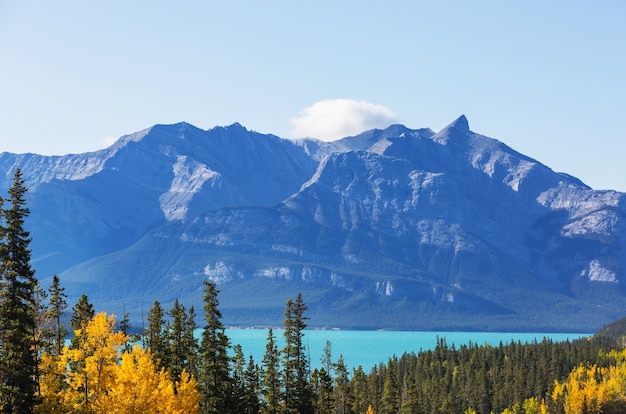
[223,329,591,371]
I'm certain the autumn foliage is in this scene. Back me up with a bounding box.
[35,312,199,413]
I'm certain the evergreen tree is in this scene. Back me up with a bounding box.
[332,355,350,414]
[118,310,130,336]
[311,368,334,414]
[282,293,313,414]
[69,294,94,349]
[0,168,38,413]
[243,355,261,414]
[145,300,167,368]
[32,281,53,396]
[184,305,199,377]
[48,275,67,356]
[260,328,282,414]
[379,359,399,414]
[350,366,370,414]
[166,299,192,382]
[231,343,247,413]
[118,310,139,352]
[321,340,333,374]
[198,280,232,414]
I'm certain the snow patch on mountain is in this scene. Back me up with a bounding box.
[562,209,619,238]
[257,267,292,280]
[204,261,242,284]
[537,184,621,219]
[417,220,487,253]
[330,272,351,289]
[375,280,394,296]
[581,259,618,283]
[160,155,219,220]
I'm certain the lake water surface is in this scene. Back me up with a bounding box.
[225,329,589,371]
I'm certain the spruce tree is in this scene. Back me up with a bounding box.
[48,274,67,356]
[260,328,281,414]
[198,280,232,413]
[311,367,334,414]
[243,355,261,414]
[350,366,370,414]
[183,305,199,377]
[282,293,313,414]
[118,310,133,352]
[70,294,94,349]
[0,167,38,413]
[145,300,168,369]
[231,343,247,413]
[332,355,350,414]
[166,298,192,382]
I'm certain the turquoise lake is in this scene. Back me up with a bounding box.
[225,329,589,371]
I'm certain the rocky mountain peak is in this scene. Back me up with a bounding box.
[1,116,624,331]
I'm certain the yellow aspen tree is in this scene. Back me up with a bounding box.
[34,353,69,414]
[167,369,200,414]
[553,363,623,414]
[60,312,127,411]
[36,312,199,414]
[522,397,541,414]
[94,344,169,413]
[93,344,199,414]
[365,404,375,414]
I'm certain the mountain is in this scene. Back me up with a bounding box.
[1,116,624,331]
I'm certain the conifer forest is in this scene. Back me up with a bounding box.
[3,167,626,414]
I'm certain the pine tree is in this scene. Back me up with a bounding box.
[231,343,247,413]
[243,355,261,414]
[166,299,193,383]
[145,300,168,369]
[282,293,313,414]
[119,311,131,336]
[0,167,38,413]
[332,355,350,414]
[311,367,334,414]
[118,310,134,352]
[31,281,52,398]
[198,280,232,414]
[379,359,399,414]
[48,275,67,356]
[183,305,199,377]
[260,328,281,414]
[350,366,370,414]
[70,294,94,349]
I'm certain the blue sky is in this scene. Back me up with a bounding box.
[1,1,625,190]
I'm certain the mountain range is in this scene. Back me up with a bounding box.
[1,115,624,331]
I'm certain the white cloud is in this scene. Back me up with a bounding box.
[290,99,398,142]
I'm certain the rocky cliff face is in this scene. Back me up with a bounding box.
[1,116,623,330]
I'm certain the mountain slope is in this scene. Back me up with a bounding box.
[1,116,624,330]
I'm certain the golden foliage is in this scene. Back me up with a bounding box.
[35,312,199,414]
[551,349,626,414]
